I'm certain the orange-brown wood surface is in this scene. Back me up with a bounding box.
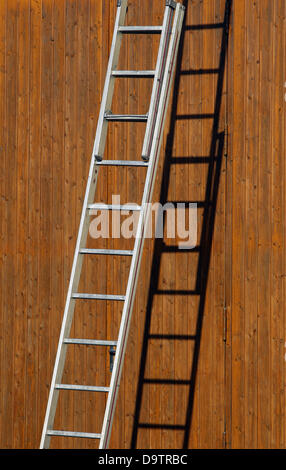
[0,0,285,449]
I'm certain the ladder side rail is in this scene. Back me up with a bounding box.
[40,0,128,449]
[141,4,174,161]
[99,3,185,449]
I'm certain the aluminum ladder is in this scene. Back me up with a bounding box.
[40,0,185,449]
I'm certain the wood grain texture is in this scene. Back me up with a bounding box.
[231,0,246,448]
[0,0,285,449]
[28,0,42,448]
[229,0,286,449]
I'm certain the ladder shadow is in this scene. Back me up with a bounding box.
[130,0,232,449]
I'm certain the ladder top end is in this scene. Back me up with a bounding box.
[166,0,177,9]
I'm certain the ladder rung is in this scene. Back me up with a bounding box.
[104,113,148,122]
[72,293,125,301]
[64,339,117,346]
[80,248,133,256]
[118,26,163,34]
[55,384,110,393]
[112,70,155,78]
[47,430,101,440]
[87,203,141,211]
[97,160,148,167]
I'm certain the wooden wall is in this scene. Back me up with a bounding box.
[228,0,286,448]
[0,0,285,449]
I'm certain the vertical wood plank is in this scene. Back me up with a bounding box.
[0,0,7,447]
[124,0,140,450]
[28,0,42,448]
[39,0,54,448]
[174,0,190,448]
[257,0,273,449]
[284,0,286,452]
[212,0,227,448]
[270,0,285,449]
[87,0,105,449]
[13,0,30,448]
[60,0,78,449]
[133,0,151,450]
[2,0,18,449]
[50,0,65,448]
[186,0,202,448]
[244,0,259,449]
[224,0,234,452]
[74,0,90,449]
[231,0,246,449]
[199,0,216,449]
